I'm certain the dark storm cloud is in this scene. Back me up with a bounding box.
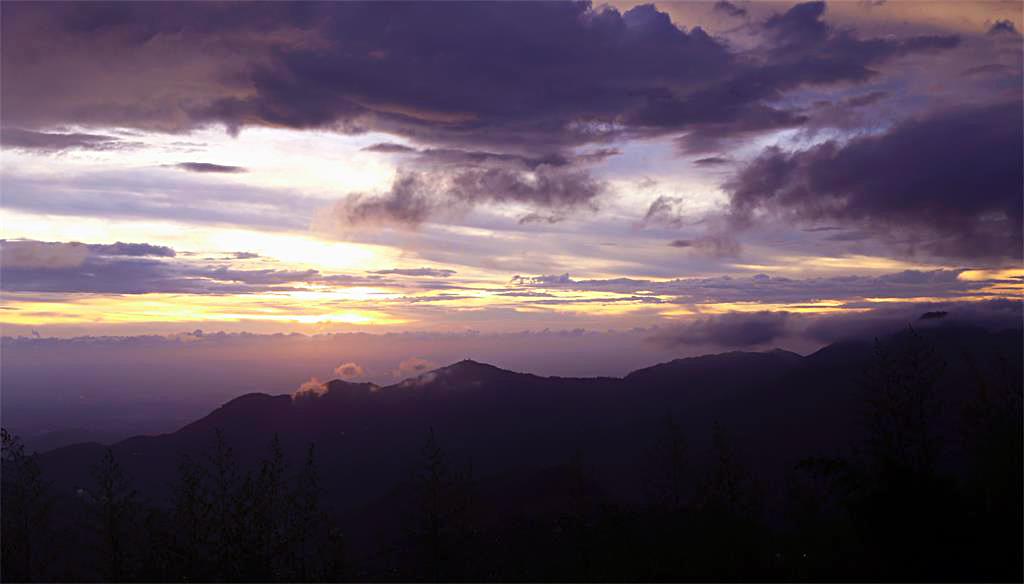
[728,102,1023,260]
[653,311,791,348]
[2,1,959,156]
[0,128,138,152]
[174,162,247,174]
[651,1,958,151]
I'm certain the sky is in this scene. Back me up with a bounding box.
[1,1,1022,391]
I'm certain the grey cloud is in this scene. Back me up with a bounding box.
[510,273,573,286]
[86,242,176,257]
[800,298,1022,343]
[668,235,740,257]
[1,128,138,152]
[642,196,691,228]
[518,213,566,225]
[713,1,747,18]
[332,166,604,228]
[0,239,403,295]
[727,102,1023,260]
[2,1,959,159]
[362,142,417,153]
[652,311,791,348]
[987,20,1019,36]
[693,156,730,166]
[370,268,456,277]
[506,268,1008,306]
[1,170,317,231]
[649,299,1022,348]
[1,240,174,270]
[174,162,247,174]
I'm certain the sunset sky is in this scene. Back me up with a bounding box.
[1,1,1021,361]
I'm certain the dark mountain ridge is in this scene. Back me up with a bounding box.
[34,323,1021,517]
[10,322,1022,582]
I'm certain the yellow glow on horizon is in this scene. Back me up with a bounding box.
[957,268,1024,282]
[0,293,408,327]
[732,254,940,275]
[697,300,854,314]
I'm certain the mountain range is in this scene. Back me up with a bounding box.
[35,323,1020,516]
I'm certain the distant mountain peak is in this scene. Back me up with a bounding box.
[388,359,524,391]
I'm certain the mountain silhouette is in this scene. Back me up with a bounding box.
[34,323,1021,513]
[13,322,1022,582]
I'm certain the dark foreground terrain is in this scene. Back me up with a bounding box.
[2,323,1021,582]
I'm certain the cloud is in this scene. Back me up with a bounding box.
[1,239,175,269]
[642,196,692,229]
[713,1,747,18]
[361,142,417,153]
[294,377,328,398]
[667,235,740,257]
[652,299,1022,348]
[369,268,456,277]
[652,311,791,348]
[1,169,317,231]
[518,212,566,225]
[987,19,1019,36]
[1,1,958,159]
[510,273,573,286]
[693,156,731,166]
[394,356,438,379]
[333,362,364,379]
[0,128,138,152]
[173,162,247,174]
[0,239,398,295]
[330,166,604,228]
[504,268,1014,307]
[87,242,176,257]
[726,102,1023,260]
[799,298,1022,344]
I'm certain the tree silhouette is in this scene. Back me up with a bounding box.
[172,452,213,581]
[92,447,136,582]
[208,428,244,581]
[412,426,472,582]
[645,414,690,511]
[960,350,1023,580]
[246,433,287,580]
[862,327,943,477]
[1,428,51,582]
[289,442,324,581]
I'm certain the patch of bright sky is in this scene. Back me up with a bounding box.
[3,125,401,199]
[0,208,400,273]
